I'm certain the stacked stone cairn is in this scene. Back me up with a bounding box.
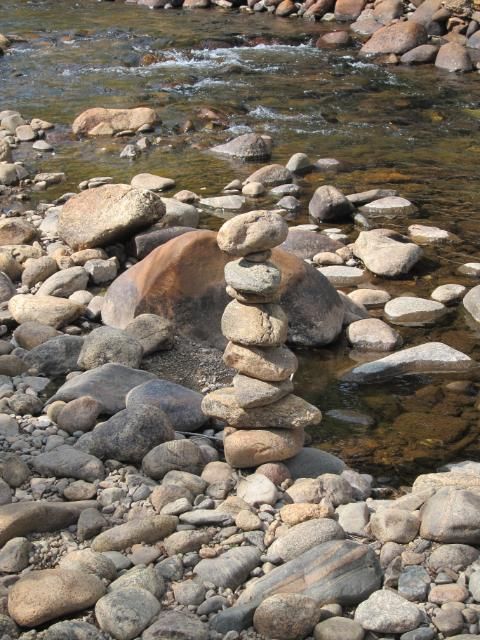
[201,210,322,468]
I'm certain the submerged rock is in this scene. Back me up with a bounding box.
[343,342,474,382]
[210,133,272,160]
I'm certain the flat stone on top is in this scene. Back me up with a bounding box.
[217,210,289,256]
[384,296,447,326]
[317,265,366,287]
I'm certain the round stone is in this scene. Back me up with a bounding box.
[431,284,466,305]
[253,593,320,640]
[384,296,447,326]
[354,589,423,634]
[347,318,401,352]
[348,288,391,308]
[223,342,298,382]
[221,300,288,347]
[224,428,304,468]
[131,173,175,191]
[217,210,289,256]
[224,259,281,296]
[314,617,365,640]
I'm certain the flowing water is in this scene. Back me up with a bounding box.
[2,0,480,482]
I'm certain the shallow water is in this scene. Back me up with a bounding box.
[2,0,480,482]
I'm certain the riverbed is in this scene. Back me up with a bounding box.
[2,0,480,482]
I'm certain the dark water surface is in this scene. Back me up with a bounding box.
[2,0,480,482]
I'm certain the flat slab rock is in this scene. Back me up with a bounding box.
[48,363,156,414]
[342,342,474,383]
[384,296,447,326]
[32,445,105,482]
[235,539,382,615]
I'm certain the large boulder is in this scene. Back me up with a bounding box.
[9,295,84,328]
[102,230,344,348]
[72,107,157,136]
[361,21,428,55]
[353,229,423,277]
[58,184,165,251]
[435,42,472,72]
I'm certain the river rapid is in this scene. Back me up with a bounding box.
[2,0,480,482]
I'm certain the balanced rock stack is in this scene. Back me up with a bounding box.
[202,210,322,468]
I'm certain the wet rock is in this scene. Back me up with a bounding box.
[435,42,472,71]
[431,284,466,305]
[210,133,272,160]
[343,342,474,382]
[194,546,261,589]
[280,228,342,260]
[384,296,447,326]
[309,185,354,223]
[224,427,304,467]
[420,488,480,543]
[361,21,427,54]
[142,610,208,640]
[95,587,160,640]
[8,568,106,627]
[48,363,156,414]
[92,515,177,552]
[354,589,422,633]
[353,229,423,277]
[199,195,245,211]
[462,284,480,323]
[72,107,157,136]
[347,318,401,351]
[76,404,174,465]
[126,379,206,431]
[23,335,84,377]
[267,518,345,562]
[59,184,165,251]
[360,196,416,216]
[245,164,293,187]
[32,445,105,482]
[284,447,346,478]
[254,593,320,640]
[102,230,344,348]
[9,294,84,328]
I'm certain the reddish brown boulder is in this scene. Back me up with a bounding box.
[435,42,472,71]
[303,0,335,18]
[361,21,428,55]
[102,230,344,348]
[400,44,439,63]
[316,31,352,47]
[72,107,157,136]
[335,0,366,21]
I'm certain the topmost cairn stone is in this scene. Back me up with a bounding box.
[217,210,289,256]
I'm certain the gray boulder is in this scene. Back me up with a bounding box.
[75,404,175,464]
[47,363,156,414]
[210,133,272,160]
[95,587,160,640]
[420,488,480,543]
[194,546,262,589]
[126,379,206,431]
[308,185,354,222]
[23,335,84,377]
[142,439,205,480]
[77,326,144,370]
[37,267,89,298]
[32,445,105,482]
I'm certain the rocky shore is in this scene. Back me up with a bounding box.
[0,103,479,640]
[122,0,480,73]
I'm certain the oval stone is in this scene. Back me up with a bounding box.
[224,259,281,296]
[217,210,289,256]
[222,300,288,347]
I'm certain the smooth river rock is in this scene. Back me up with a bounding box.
[92,515,177,552]
[343,342,474,382]
[384,296,447,326]
[72,107,157,136]
[353,229,423,277]
[420,488,480,544]
[224,428,304,468]
[354,589,423,633]
[8,569,106,627]
[194,546,262,589]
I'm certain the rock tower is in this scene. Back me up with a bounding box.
[201,210,322,468]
